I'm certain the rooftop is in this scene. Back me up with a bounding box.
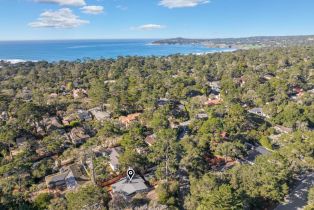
[111,175,149,196]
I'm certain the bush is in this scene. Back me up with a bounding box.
[69,120,80,127]
[33,193,52,210]
[260,136,273,150]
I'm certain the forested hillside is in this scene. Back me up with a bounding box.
[0,46,313,210]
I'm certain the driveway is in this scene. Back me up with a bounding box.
[275,173,314,210]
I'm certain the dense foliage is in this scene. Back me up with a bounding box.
[0,46,313,209]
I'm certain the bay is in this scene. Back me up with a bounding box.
[0,39,232,62]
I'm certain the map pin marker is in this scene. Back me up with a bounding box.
[127,168,135,182]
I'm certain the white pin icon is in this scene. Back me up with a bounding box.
[127,168,135,182]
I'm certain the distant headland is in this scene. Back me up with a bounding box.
[152,35,314,49]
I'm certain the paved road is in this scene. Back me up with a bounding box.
[275,173,314,210]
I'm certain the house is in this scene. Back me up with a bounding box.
[88,107,111,121]
[107,147,123,171]
[72,89,88,99]
[15,135,35,148]
[104,80,116,84]
[205,98,222,106]
[62,114,78,126]
[46,117,63,133]
[111,175,149,197]
[45,172,68,189]
[263,73,275,80]
[268,134,282,143]
[177,121,191,140]
[274,125,293,134]
[69,127,90,145]
[195,113,209,120]
[45,163,89,190]
[0,111,8,121]
[292,86,304,95]
[145,134,156,147]
[34,116,64,136]
[77,110,93,122]
[244,145,270,163]
[64,163,90,189]
[204,94,222,106]
[119,113,141,127]
[248,108,268,118]
[208,81,221,92]
[156,98,170,107]
[206,155,238,171]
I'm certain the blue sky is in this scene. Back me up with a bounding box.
[0,0,314,40]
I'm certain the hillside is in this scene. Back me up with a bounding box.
[153,35,314,49]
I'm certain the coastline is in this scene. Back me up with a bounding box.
[0,43,237,64]
[0,48,236,64]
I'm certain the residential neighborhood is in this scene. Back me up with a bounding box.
[0,46,313,209]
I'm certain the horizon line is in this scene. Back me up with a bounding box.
[1,34,314,42]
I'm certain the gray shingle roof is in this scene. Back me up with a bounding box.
[109,147,123,170]
[111,175,149,196]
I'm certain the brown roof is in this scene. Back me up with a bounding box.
[119,113,141,125]
[145,134,156,146]
[204,98,222,106]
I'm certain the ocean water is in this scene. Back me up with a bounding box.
[0,39,232,62]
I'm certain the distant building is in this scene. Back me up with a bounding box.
[263,73,275,80]
[156,98,170,107]
[107,147,123,171]
[88,107,111,121]
[36,116,64,135]
[119,113,141,127]
[77,110,93,122]
[274,125,293,134]
[248,108,268,118]
[62,114,78,126]
[104,80,116,84]
[45,172,68,189]
[145,134,156,147]
[205,94,222,106]
[45,163,89,190]
[195,113,209,120]
[15,135,35,148]
[69,127,90,146]
[0,111,9,121]
[72,89,87,99]
[111,175,149,197]
[208,81,221,92]
[244,145,270,164]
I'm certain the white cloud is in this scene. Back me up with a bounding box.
[159,0,209,8]
[116,5,128,11]
[81,5,104,14]
[29,8,89,28]
[135,24,166,30]
[35,0,86,7]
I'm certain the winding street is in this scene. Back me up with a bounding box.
[275,173,314,210]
